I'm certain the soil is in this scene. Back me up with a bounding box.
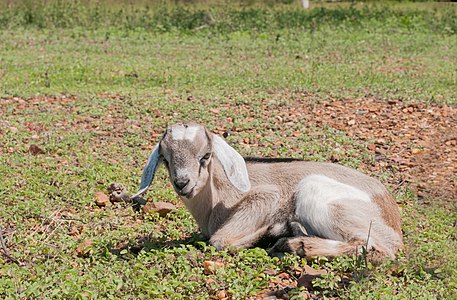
[308,97,456,202]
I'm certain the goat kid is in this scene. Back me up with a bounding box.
[133,122,403,263]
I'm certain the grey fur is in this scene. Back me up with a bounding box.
[134,122,403,263]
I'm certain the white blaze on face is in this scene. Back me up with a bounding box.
[171,125,200,141]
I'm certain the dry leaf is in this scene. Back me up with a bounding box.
[76,239,93,257]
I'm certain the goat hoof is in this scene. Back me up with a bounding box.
[269,251,286,259]
[268,237,290,255]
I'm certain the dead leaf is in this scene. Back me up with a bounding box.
[68,225,83,236]
[209,108,220,115]
[75,239,93,257]
[264,268,277,276]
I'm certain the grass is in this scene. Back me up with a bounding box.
[1,1,456,299]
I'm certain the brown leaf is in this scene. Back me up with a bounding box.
[209,108,220,115]
[75,239,93,257]
[68,225,83,236]
[330,154,340,162]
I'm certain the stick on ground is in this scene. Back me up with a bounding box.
[0,227,25,267]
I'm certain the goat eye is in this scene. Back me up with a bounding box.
[200,153,211,164]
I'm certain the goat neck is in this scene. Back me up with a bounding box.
[183,156,243,237]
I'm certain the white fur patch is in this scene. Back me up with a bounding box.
[295,175,372,240]
[269,223,286,236]
[324,240,345,254]
[172,125,200,141]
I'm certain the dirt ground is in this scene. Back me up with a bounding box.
[309,97,456,203]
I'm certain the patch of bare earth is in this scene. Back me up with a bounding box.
[311,97,456,202]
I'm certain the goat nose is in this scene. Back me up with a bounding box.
[174,178,190,190]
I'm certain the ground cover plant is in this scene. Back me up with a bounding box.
[0,0,456,299]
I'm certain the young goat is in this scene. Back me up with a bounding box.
[133,122,403,263]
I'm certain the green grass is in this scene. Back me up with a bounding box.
[1,1,456,103]
[1,1,456,299]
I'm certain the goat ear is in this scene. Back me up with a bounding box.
[212,134,251,193]
[131,143,161,199]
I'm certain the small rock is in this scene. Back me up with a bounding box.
[95,192,110,207]
[29,144,45,155]
[107,183,130,203]
[203,260,225,275]
[375,138,387,145]
[388,99,399,105]
[330,154,340,162]
[411,148,422,155]
[216,290,228,299]
[143,202,176,217]
[355,109,367,115]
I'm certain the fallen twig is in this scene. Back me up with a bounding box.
[0,227,25,267]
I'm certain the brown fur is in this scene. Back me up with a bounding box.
[372,194,402,235]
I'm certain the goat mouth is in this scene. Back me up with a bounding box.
[179,191,190,197]
[175,181,197,198]
[178,187,195,198]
